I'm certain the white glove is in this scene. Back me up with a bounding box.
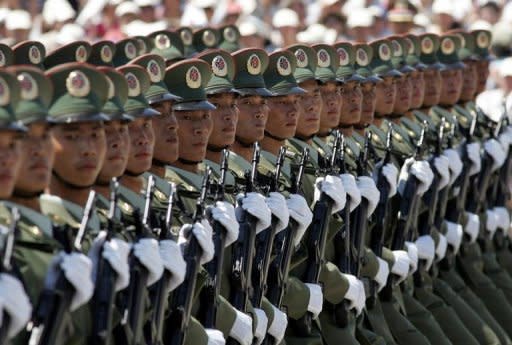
[179,220,215,265]
[253,308,268,345]
[415,235,436,271]
[499,127,512,154]
[343,274,365,315]
[356,280,366,315]
[444,221,463,254]
[88,231,131,292]
[0,274,32,338]
[373,162,399,198]
[266,192,290,233]
[443,149,463,185]
[391,250,410,284]
[314,175,346,214]
[405,241,419,274]
[465,212,480,243]
[237,192,272,234]
[287,194,313,247]
[467,142,482,176]
[374,257,390,292]
[340,173,362,212]
[485,138,506,172]
[159,240,187,292]
[493,206,510,232]
[209,201,240,247]
[435,233,448,261]
[433,155,451,191]
[305,283,323,319]
[486,209,499,239]
[206,329,226,345]
[267,304,288,344]
[133,238,164,286]
[357,176,380,218]
[398,158,434,196]
[229,310,253,345]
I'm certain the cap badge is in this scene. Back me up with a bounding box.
[391,40,402,57]
[404,38,414,54]
[223,27,237,43]
[379,44,391,61]
[125,41,137,60]
[100,45,112,63]
[76,45,88,62]
[0,51,5,67]
[456,33,466,48]
[247,54,261,75]
[421,37,434,54]
[29,46,42,65]
[147,60,162,83]
[277,56,291,76]
[155,34,171,50]
[441,38,455,55]
[17,73,38,101]
[186,66,202,89]
[477,32,489,48]
[125,72,141,97]
[317,49,330,68]
[337,47,349,66]
[203,30,217,47]
[180,29,193,46]
[356,48,369,66]
[136,38,147,54]
[106,76,115,99]
[0,77,10,106]
[212,56,228,77]
[295,49,308,68]
[66,70,90,98]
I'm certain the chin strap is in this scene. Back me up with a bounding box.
[207,144,229,152]
[152,158,170,168]
[12,188,44,198]
[264,131,288,141]
[294,133,315,141]
[316,130,332,138]
[178,157,202,165]
[353,123,369,130]
[52,171,94,190]
[124,169,145,177]
[337,124,354,129]
[235,136,255,148]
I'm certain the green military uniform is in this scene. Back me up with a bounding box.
[177,27,196,58]
[218,25,241,53]
[148,30,184,63]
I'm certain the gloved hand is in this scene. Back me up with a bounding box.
[373,162,399,198]
[499,126,512,153]
[0,273,32,338]
[374,257,390,292]
[229,310,253,345]
[305,283,323,319]
[391,250,410,284]
[343,274,365,315]
[433,155,451,191]
[443,149,463,185]
[314,175,346,214]
[484,138,506,172]
[486,209,499,239]
[267,304,288,344]
[253,308,268,345]
[88,231,130,292]
[355,280,366,315]
[415,235,435,271]
[159,240,186,292]
[340,173,362,212]
[444,221,463,254]
[209,201,239,247]
[493,206,510,232]
[465,212,480,243]
[236,192,272,234]
[266,192,290,233]
[435,233,448,261]
[179,220,215,265]
[398,158,434,196]
[405,241,419,274]
[357,176,380,218]
[286,194,313,247]
[133,238,164,286]
[467,142,482,176]
[205,329,226,345]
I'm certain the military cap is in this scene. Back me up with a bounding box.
[263,50,305,96]
[129,54,182,104]
[418,33,445,70]
[389,36,416,73]
[113,38,139,67]
[0,70,26,132]
[164,59,216,111]
[117,65,161,117]
[177,27,197,57]
[12,41,45,68]
[333,42,365,82]
[196,49,237,95]
[7,66,53,125]
[232,48,273,96]
[285,44,317,83]
[312,44,340,83]
[353,43,382,83]
[193,28,220,53]
[448,30,477,61]
[134,36,152,55]
[218,25,240,53]
[0,44,13,68]
[402,34,428,70]
[471,30,493,60]
[368,39,402,78]
[44,42,91,70]
[437,34,465,70]
[88,41,116,67]
[45,63,110,123]
[96,66,133,122]
[148,30,184,62]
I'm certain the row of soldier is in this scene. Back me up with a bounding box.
[0,24,511,345]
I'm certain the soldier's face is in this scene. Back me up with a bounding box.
[409,70,425,110]
[266,94,300,139]
[0,130,23,198]
[296,80,322,138]
[339,81,363,126]
[423,68,441,107]
[475,60,490,94]
[359,82,377,127]
[176,109,212,162]
[460,61,478,102]
[375,76,396,116]
[126,117,155,175]
[96,120,130,184]
[152,101,179,164]
[207,93,239,148]
[236,95,268,144]
[15,123,54,194]
[393,74,412,114]
[439,69,463,106]
[319,81,341,133]
[52,122,106,188]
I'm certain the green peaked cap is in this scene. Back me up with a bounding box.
[232,48,273,96]
[193,28,220,53]
[117,65,160,118]
[312,44,339,83]
[196,49,236,95]
[0,70,26,132]
[88,41,116,67]
[333,42,365,82]
[448,30,476,61]
[0,44,13,68]
[129,53,182,104]
[263,50,305,96]
[96,66,132,122]
[353,43,382,83]
[471,30,492,60]
[7,65,53,125]
[113,38,139,67]
[177,27,197,57]
[164,59,216,111]
[402,34,427,70]
[418,33,445,70]
[45,63,110,123]
[12,41,45,68]
[134,36,152,55]
[437,34,465,70]
[369,39,402,78]
[285,44,317,83]
[389,35,415,73]
[148,30,184,62]
[44,42,91,70]
[218,25,240,53]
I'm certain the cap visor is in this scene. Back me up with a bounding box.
[363,75,383,84]
[414,62,428,70]
[173,100,217,111]
[235,87,274,97]
[271,86,306,96]
[106,112,134,122]
[206,86,240,95]
[52,112,110,123]
[346,73,366,83]
[400,65,416,73]
[444,61,466,70]
[148,92,183,104]
[383,69,403,78]
[128,107,161,118]
[1,121,27,132]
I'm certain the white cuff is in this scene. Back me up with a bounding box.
[267,305,288,344]
[305,283,323,319]
[415,235,435,271]
[229,310,253,345]
[445,221,463,254]
[435,234,448,261]
[405,241,419,274]
[206,328,226,345]
[375,257,390,292]
[391,250,410,284]
[253,308,268,345]
[465,212,480,243]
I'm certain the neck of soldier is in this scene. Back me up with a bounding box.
[122,175,145,194]
[373,116,384,127]
[339,126,354,137]
[49,178,92,207]
[9,195,41,212]
[232,141,255,162]
[206,149,224,165]
[261,134,285,156]
[172,160,199,174]
[149,165,166,179]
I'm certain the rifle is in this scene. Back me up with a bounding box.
[165,168,211,345]
[335,132,351,275]
[90,178,120,345]
[28,191,96,345]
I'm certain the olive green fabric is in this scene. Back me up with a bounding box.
[286,44,317,83]
[472,29,492,59]
[312,44,339,83]
[403,34,427,70]
[218,25,240,53]
[482,243,512,305]
[44,41,91,70]
[388,35,415,73]
[177,27,196,57]
[149,30,184,62]
[113,38,139,67]
[12,41,45,68]
[437,34,465,70]
[332,42,362,81]
[365,298,398,345]
[368,39,402,78]
[263,50,305,96]
[196,49,236,94]
[184,316,209,345]
[449,30,477,61]
[95,66,132,122]
[418,33,445,69]
[117,64,160,117]
[232,48,272,96]
[87,40,116,67]
[193,28,220,53]
[319,308,360,345]
[353,43,382,83]
[0,42,14,67]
